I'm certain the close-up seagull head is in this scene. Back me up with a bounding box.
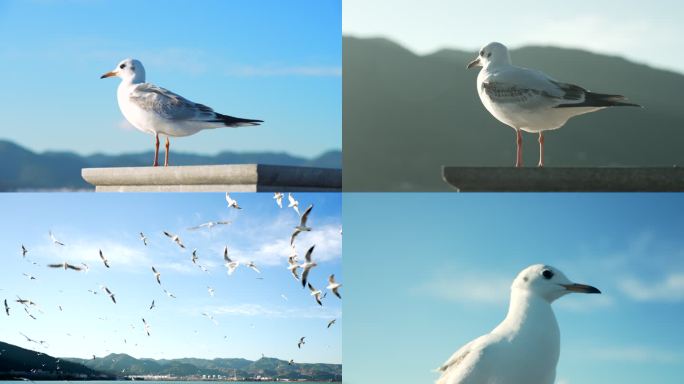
[466,41,510,70]
[100,58,145,84]
[511,264,601,302]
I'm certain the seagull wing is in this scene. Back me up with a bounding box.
[223,246,231,262]
[436,334,501,384]
[163,231,173,239]
[480,67,566,110]
[300,204,313,226]
[66,264,82,271]
[304,245,315,262]
[290,229,301,245]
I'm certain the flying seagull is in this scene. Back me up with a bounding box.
[308,283,323,306]
[467,42,640,167]
[22,273,36,280]
[101,286,117,304]
[326,274,342,299]
[101,59,262,167]
[202,312,219,325]
[207,287,215,297]
[287,193,300,216]
[151,266,162,285]
[149,300,156,310]
[49,231,64,246]
[187,221,230,231]
[99,249,110,268]
[141,318,151,336]
[223,246,240,275]
[47,262,82,271]
[290,204,313,245]
[297,337,306,349]
[191,249,199,264]
[300,245,317,288]
[4,299,9,316]
[436,264,600,384]
[287,255,301,281]
[139,232,148,246]
[327,319,336,329]
[246,261,261,274]
[163,289,176,299]
[163,231,185,249]
[21,245,27,257]
[273,192,284,208]
[225,193,242,210]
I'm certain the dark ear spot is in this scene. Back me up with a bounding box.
[487,52,492,58]
[523,276,529,282]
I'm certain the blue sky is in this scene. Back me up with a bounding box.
[0,192,342,363]
[344,0,684,74]
[343,193,684,384]
[0,0,341,157]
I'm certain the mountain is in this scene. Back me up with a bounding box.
[0,140,341,191]
[343,36,684,191]
[66,353,342,381]
[0,341,111,380]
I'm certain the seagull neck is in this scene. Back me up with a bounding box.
[499,289,558,334]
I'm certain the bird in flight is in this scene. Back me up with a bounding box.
[290,204,313,245]
[99,249,110,268]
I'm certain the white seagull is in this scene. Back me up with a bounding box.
[100,286,117,304]
[287,193,300,216]
[467,42,640,167]
[287,255,301,281]
[151,266,162,285]
[290,204,313,245]
[273,192,284,208]
[436,264,600,384]
[99,249,110,268]
[202,312,219,325]
[163,231,185,249]
[308,283,323,306]
[47,261,82,271]
[297,337,306,349]
[326,274,342,299]
[149,300,156,310]
[246,261,261,274]
[49,231,65,246]
[4,299,9,316]
[21,245,28,257]
[101,58,262,167]
[225,193,242,210]
[162,289,177,299]
[191,249,199,264]
[187,221,230,231]
[207,286,215,297]
[223,246,240,275]
[300,245,317,288]
[141,318,151,336]
[327,319,336,329]
[139,232,148,246]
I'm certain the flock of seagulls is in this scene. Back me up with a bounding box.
[4,192,341,368]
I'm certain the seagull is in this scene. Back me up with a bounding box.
[4,299,9,316]
[273,192,284,208]
[327,319,336,329]
[80,263,90,273]
[308,283,323,306]
[288,359,295,366]
[290,204,313,245]
[436,264,600,384]
[191,249,199,264]
[223,246,240,275]
[207,286,215,297]
[149,300,156,310]
[467,42,641,167]
[47,261,82,271]
[202,312,218,325]
[49,231,65,246]
[300,245,317,288]
[100,58,262,167]
[22,273,36,280]
[21,245,27,257]
[297,337,306,349]
[141,318,151,336]
[287,255,301,281]
[225,193,242,210]
[87,289,98,295]
[246,261,261,274]
[101,286,117,304]
[163,289,176,299]
[15,297,36,306]
[139,232,148,246]
[187,221,231,231]
[163,231,185,249]
[326,274,342,299]
[287,193,300,216]
[99,249,110,268]
[151,266,162,285]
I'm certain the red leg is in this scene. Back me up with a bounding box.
[515,129,523,168]
[164,137,170,167]
[538,132,545,168]
[153,134,159,167]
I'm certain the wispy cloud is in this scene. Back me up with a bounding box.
[31,234,149,269]
[618,273,684,302]
[204,303,340,320]
[585,345,683,364]
[225,65,342,77]
[412,265,511,304]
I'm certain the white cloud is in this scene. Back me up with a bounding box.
[413,266,511,304]
[618,274,684,302]
[204,303,340,320]
[31,235,149,269]
[585,345,683,364]
[225,65,342,77]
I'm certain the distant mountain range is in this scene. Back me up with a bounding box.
[343,36,684,191]
[0,140,341,191]
[67,353,342,381]
[0,341,112,380]
[0,340,341,381]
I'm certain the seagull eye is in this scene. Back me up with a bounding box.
[119,63,126,69]
[541,270,554,279]
[480,50,485,56]
[487,52,492,58]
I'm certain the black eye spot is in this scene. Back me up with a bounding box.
[480,50,485,56]
[119,63,126,69]
[542,270,554,279]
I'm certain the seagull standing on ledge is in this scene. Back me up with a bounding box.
[101,58,263,167]
[467,42,640,167]
[436,264,600,384]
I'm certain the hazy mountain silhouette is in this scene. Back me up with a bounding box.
[343,36,684,191]
[0,139,341,191]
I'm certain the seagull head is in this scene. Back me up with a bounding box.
[511,264,600,302]
[467,42,511,70]
[100,58,146,84]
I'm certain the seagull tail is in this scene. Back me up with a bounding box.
[213,113,264,127]
[556,92,642,108]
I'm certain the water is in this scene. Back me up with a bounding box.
[0,381,336,384]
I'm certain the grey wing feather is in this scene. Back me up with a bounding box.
[130,83,214,121]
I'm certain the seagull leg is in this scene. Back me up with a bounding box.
[538,132,544,168]
[164,137,170,167]
[153,134,159,167]
[515,129,523,168]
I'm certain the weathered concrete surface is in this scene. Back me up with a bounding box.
[442,166,684,192]
[82,164,341,192]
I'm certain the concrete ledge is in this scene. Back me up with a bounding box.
[82,164,341,192]
[442,166,684,192]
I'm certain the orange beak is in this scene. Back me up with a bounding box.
[100,71,117,79]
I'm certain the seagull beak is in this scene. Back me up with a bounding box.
[562,283,601,294]
[100,71,117,79]
[466,57,481,69]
